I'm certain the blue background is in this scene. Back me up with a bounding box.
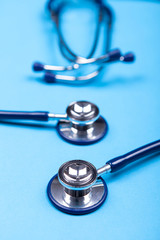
[0,0,160,239]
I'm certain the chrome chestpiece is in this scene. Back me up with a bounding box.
[58,160,98,190]
[57,101,108,145]
[0,101,108,145]
[47,159,110,215]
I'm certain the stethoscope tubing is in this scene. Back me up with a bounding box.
[106,140,160,173]
[52,1,113,61]
[0,110,49,121]
[32,0,135,83]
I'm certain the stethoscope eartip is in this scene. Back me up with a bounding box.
[33,62,44,72]
[44,72,56,83]
[123,52,135,62]
[108,49,121,61]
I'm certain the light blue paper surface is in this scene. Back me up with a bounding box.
[0,1,160,239]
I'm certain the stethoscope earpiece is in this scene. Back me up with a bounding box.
[32,49,135,84]
[33,62,45,72]
[32,0,135,84]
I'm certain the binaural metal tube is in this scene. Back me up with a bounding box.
[45,68,101,83]
[34,49,122,73]
[44,63,79,71]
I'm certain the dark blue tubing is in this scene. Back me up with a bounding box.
[107,140,160,172]
[0,111,49,121]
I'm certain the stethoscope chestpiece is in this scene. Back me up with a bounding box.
[0,100,108,145]
[47,140,160,215]
[58,160,97,190]
[47,160,108,215]
[57,101,108,145]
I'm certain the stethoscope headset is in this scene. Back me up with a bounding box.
[47,140,160,215]
[32,0,135,84]
[0,101,108,145]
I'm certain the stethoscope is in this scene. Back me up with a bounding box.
[32,0,135,84]
[0,101,108,145]
[47,140,160,215]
